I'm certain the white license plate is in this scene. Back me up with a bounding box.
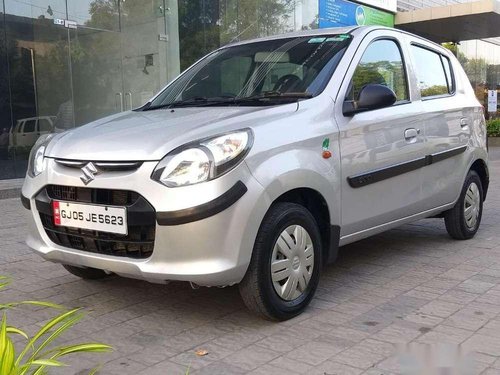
[53,201,127,235]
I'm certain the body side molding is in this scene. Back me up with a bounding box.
[347,145,467,188]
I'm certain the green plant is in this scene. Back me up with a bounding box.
[487,119,500,137]
[0,276,112,374]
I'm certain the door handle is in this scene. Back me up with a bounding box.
[404,128,420,143]
[460,117,469,128]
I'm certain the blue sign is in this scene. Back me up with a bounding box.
[319,0,394,28]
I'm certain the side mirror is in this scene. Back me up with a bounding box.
[343,84,397,116]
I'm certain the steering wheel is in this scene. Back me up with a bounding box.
[273,74,302,93]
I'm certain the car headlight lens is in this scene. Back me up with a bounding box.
[152,129,253,187]
[28,134,55,178]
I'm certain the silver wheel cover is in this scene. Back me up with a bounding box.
[271,225,314,301]
[464,182,481,230]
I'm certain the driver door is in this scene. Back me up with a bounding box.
[334,31,427,238]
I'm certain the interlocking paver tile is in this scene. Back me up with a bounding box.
[1,156,500,374]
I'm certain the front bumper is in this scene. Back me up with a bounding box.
[22,158,268,286]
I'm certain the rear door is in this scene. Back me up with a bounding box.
[407,40,471,209]
[335,30,427,237]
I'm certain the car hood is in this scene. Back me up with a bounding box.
[45,105,297,161]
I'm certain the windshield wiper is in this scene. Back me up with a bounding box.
[143,96,236,111]
[236,91,313,101]
[143,92,313,111]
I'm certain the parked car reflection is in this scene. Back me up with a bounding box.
[8,116,56,158]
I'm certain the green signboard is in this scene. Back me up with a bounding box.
[359,4,394,27]
[319,0,395,28]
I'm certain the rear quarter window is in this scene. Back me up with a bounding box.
[410,45,454,98]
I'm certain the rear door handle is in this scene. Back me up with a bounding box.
[460,117,469,128]
[404,128,420,143]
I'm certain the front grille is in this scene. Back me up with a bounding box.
[36,186,156,259]
[54,159,143,172]
[47,185,139,206]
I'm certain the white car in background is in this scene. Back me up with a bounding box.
[9,116,55,157]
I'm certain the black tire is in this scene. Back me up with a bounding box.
[239,202,322,321]
[63,264,109,280]
[444,170,483,240]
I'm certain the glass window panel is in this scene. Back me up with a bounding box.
[349,39,408,102]
[441,55,454,93]
[150,34,351,107]
[4,0,66,20]
[4,0,72,179]
[23,119,36,133]
[38,118,53,132]
[220,56,252,95]
[68,0,120,31]
[0,5,14,177]
[410,45,449,97]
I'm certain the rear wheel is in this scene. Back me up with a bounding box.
[239,202,322,321]
[444,170,483,240]
[63,265,109,280]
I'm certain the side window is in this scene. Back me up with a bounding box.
[23,120,36,133]
[348,39,408,102]
[410,45,451,98]
[16,121,23,133]
[441,55,454,93]
[38,119,53,132]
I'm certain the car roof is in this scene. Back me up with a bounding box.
[223,26,448,54]
[225,26,360,48]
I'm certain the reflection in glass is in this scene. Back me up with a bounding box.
[350,40,407,101]
[179,0,319,72]
[0,3,15,178]
[4,0,66,20]
[68,0,120,31]
[410,46,449,97]
[3,0,72,178]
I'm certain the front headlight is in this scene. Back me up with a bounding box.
[27,134,55,178]
[152,129,253,187]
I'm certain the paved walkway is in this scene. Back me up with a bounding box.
[1,151,500,375]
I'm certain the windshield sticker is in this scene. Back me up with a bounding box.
[308,37,326,44]
[326,35,351,42]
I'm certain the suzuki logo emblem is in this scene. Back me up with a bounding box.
[80,162,100,185]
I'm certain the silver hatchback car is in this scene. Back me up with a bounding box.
[22,26,489,320]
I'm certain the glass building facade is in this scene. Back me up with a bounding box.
[0,0,498,180]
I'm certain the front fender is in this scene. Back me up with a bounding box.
[245,148,341,226]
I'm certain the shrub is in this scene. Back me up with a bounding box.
[487,119,500,137]
[0,276,112,374]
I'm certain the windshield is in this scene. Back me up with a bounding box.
[146,34,352,109]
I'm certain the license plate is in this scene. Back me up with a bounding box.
[52,201,127,235]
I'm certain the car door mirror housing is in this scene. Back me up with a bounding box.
[343,84,397,116]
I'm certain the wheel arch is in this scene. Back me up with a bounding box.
[469,158,489,200]
[273,187,339,265]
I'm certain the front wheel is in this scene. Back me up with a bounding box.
[444,170,484,240]
[239,202,322,321]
